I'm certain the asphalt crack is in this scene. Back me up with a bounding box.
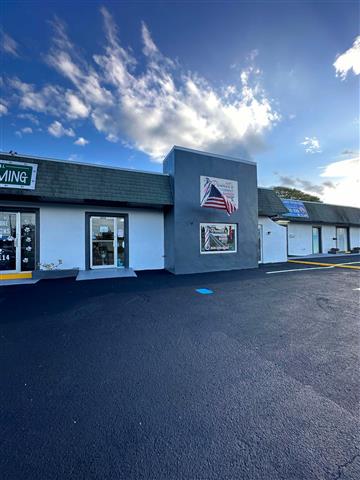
[334,453,360,479]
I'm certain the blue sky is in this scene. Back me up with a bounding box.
[1,0,359,205]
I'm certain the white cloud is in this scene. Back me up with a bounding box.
[17,113,40,125]
[9,78,63,113]
[74,136,89,146]
[275,174,335,197]
[46,16,113,106]
[15,126,33,138]
[48,120,75,138]
[275,151,359,207]
[65,92,90,119]
[15,9,277,161]
[0,102,8,116]
[333,36,360,80]
[5,8,280,162]
[141,21,159,57]
[0,30,19,57]
[9,78,88,122]
[300,136,321,154]
[320,155,360,207]
[105,133,119,143]
[96,10,279,160]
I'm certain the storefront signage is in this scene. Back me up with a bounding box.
[200,223,237,254]
[281,199,309,218]
[200,176,238,216]
[0,160,38,190]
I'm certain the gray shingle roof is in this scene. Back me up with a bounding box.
[258,188,288,216]
[2,153,359,226]
[257,188,360,225]
[0,153,173,207]
[281,200,360,226]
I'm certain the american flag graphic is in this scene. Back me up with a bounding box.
[200,179,237,216]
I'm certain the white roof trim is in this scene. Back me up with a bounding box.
[164,145,256,166]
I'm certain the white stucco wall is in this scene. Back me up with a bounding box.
[40,206,84,270]
[39,204,164,270]
[287,223,360,255]
[287,223,313,256]
[350,227,360,248]
[258,217,287,263]
[287,223,338,255]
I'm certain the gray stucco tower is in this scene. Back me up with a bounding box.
[163,146,258,274]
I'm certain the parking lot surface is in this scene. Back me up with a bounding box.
[1,260,359,479]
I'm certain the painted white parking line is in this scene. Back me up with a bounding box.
[336,261,360,266]
[266,266,334,274]
[353,288,360,291]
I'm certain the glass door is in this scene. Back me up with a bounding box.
[312,227,321,254]
[0,212,20,272]
[336,227,348,252]
[90,217,116,268]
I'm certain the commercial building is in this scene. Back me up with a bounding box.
[281,200,360,256]
[0,147,359,279]
[257,196,360,260]
[0,151,171,276]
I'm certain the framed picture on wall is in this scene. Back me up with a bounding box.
[200,223,237,254]
[200,176,238,216]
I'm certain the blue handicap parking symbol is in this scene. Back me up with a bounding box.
[196,288,214,295]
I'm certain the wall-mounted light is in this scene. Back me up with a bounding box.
[275,220,290,225]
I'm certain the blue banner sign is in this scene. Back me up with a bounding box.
[281,199,309,218]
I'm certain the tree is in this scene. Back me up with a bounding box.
[273,186,321,202]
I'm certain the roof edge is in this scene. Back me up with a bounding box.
[277,196,359,211]
[164,145,256,166]
[259,189,359,210]
[0,152,169,177]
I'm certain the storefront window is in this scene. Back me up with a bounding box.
[20,213,36,271]
[0,212,17,271]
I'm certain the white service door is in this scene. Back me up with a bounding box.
[312,227,321,254]
[336,227,348,252]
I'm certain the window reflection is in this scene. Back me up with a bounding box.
[90,216,126,268]
[92,241,115,266]
[0,213,17,271]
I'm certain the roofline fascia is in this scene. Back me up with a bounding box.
[279,195,359,210]
[0,151,170,178]
[164,145,256,166]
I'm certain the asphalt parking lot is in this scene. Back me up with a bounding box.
[1,259,359,480]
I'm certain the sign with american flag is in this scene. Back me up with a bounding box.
[200,176,238,216]
[200,223,237,254]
